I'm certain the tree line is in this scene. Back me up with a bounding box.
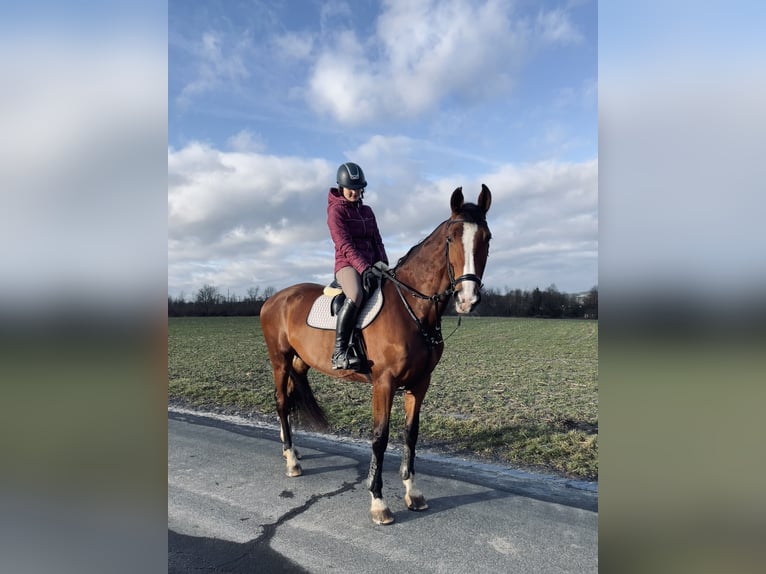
[168,284,598,319]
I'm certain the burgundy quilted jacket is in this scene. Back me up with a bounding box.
[327,187,388,275]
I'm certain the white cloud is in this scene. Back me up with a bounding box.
[308,30,378,123]
[536,8,584,45]
[307,0,528,124]
[319,0,353,33]
[272,32,314,61]
[479,158,598,289]
[168,142,333,236]
[226,129,266,153]
[168,137,597,297]
[176,31,250,107]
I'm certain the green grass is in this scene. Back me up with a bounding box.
[168,316,598,480]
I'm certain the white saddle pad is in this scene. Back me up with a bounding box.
[306,288,384,330]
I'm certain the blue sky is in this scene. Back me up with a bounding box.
[168,0,597,299]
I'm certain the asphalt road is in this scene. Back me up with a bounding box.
[168,410,598,573]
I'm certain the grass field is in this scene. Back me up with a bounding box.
[168,316,598,480]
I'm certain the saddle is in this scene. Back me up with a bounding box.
[306,280,385,330]
[323,279,348,316]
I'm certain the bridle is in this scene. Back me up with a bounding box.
[377,219,485,348]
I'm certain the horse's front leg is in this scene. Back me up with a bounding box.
[368,379,396,525]
[400,381,429,511]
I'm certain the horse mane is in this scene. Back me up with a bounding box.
[394,221,447,269]
[394,202,486,270]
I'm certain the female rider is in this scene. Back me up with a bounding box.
[326,162,388,371]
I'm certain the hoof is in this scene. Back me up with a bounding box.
[370,497,395,525]
[286,464,302,477]
[283,449,302,477]
[405,493,429,511]
[371,507,395,525]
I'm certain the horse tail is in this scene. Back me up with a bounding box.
[287,358,328,431]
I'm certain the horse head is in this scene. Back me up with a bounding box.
[447,184,492,314]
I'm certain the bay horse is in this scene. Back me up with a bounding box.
[260,185,492,524]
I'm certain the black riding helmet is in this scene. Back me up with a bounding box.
[336,162,367,190]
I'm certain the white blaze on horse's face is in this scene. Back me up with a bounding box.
[456,223,480,314]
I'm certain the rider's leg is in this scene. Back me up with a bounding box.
[331,267,363,370]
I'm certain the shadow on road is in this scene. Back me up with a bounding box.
[423,488,514,515]
[169,529,309,574]
[390,487,515,524]
[299,462,358,476]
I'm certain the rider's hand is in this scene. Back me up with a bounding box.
[362,267,379,294]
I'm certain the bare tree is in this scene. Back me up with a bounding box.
[195,284,221,314]
[195,284,220,305]
[246,286,261,302]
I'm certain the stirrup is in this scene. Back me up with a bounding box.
[332,350,362,371]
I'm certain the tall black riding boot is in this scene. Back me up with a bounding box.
[331,299,362,371]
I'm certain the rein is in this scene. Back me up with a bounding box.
[382,269,446,348]
[377,219,484,349]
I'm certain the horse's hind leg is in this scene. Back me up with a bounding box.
[272,352,302,477]
[400,379,430,511]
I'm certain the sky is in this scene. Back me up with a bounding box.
[168,0,597,300]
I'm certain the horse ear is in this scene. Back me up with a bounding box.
[478,184,492,214]
[450,187,464,215]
